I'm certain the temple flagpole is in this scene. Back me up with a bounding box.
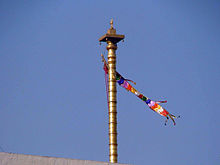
[99,19,125,163]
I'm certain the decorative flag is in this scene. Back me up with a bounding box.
[102,54,179,125]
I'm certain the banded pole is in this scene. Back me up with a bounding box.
[99,19,124,163]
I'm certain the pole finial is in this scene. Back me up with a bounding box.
[110,19,113,29]
[107,18,116,34]
[99,19,124,43]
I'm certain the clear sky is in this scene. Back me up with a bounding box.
[0,1,220,165]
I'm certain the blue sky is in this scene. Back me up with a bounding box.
[0,1,220,165]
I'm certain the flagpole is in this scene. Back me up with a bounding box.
[99,19,125,163]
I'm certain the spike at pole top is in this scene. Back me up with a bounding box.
[110,19,114,29]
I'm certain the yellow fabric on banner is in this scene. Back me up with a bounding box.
[131,87,137,94]
[154,105,161,112]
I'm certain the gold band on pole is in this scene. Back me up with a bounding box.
[99,19,124,163]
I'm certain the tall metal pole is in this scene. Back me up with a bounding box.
[99,19,124,163]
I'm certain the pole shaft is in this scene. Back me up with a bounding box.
[107,41,118,163]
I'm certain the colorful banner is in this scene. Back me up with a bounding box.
[102,54,179,125]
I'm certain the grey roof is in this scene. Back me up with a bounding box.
[0,152,130,165]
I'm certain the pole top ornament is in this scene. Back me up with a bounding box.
[107,18,116,35]
[110,19,114,29]
[99,19,125,44]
